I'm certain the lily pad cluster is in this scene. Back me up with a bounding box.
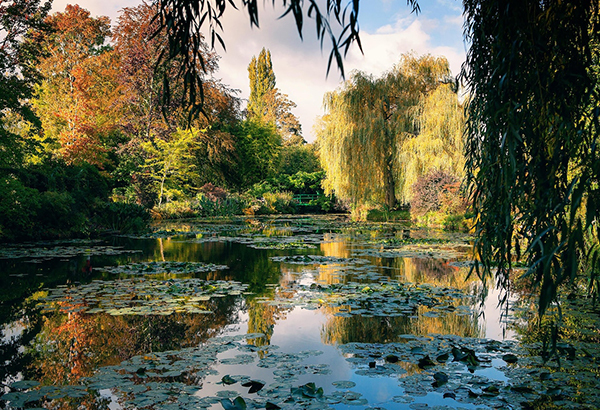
[338,334,600,409]
[270,255,371,266]
[352,243,467,260]
[0,243,141,262]
[2,334,337,410]
[262,280,473,319]
[101,261,229,276]
[38,278,249,315]
[2,382,90,408]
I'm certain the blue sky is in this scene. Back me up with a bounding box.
[52,0,467,141]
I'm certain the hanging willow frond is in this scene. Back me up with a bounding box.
[463,0,600,320]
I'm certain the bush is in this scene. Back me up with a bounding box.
[261,191,296,214]
[93,202,151,233]
[38,190,87,237]
[0,176,42,240]
[195,189,250,217]
[153,200,196,220]
[411,170,466,215]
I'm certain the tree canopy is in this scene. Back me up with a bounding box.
[247,48,276,120]
[247,48,302,144]
[317,54,462,209]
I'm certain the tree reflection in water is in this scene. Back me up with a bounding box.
[28,296,240,385]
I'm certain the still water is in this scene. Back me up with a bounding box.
[0,215,535,409]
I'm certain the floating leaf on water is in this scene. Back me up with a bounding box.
[292,383,324,399]
[385,355,399,364]
[502,353,518,364]
[332,381,356,389]
[483,385,500,395]
[443,392,456,400]
[221,354,255,365]
[245,333,266,340]
[220,396,247,410]
[418,355,436,369]
[10,380,41,390]
[433,372,449,384]
[216,390,241,399]
[436,352,449,363]
[221,375,237,385]
[242,380,265,394]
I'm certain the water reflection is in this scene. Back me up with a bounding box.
[29,296,241,385]
[0,216,517,410]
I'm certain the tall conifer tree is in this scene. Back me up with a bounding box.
[247,48,276,120]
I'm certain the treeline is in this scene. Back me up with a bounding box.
[0,2,324,240]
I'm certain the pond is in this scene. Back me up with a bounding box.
[1,215,598,410]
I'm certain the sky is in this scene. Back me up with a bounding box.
[51,0,467,142]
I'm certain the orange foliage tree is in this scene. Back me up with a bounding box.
[32,5,123,167]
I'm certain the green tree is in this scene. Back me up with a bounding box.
[247,48,276,120]
[463,0,600,316]
[278,143,321,175]
[0,0,51,169]
[247,48,302,143]
[400,83,465,202]
[142,128,202,206]
[233,119,282,188]
[317,54,452,209]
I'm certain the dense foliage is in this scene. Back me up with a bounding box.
[317,54,464,211]
[0,2,324,240]
[463,0,600,315]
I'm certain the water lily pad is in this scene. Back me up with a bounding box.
[38,278,249,315]
[102,261,229,276]
[332,381,356,389]
[10,380,41,390]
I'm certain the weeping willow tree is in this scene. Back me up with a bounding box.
[464,0,600,319]
[399,84,465,203]
[317,54,462,209]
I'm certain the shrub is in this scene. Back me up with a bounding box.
[199,183,228,201]
[154,200,196,220]
[0,176,42,240]
[262,191,296,214]
[411,170,466,215]
[93,202,151,233]
[195,189,250,217]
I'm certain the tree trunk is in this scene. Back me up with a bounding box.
[383,156,396,209]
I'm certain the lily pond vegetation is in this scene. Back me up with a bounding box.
[2,1,600,409]
[1,216,599,409]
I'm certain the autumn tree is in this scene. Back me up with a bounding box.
[317,54,454,209]
[112,2,240,202]
[32,5,122,167]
